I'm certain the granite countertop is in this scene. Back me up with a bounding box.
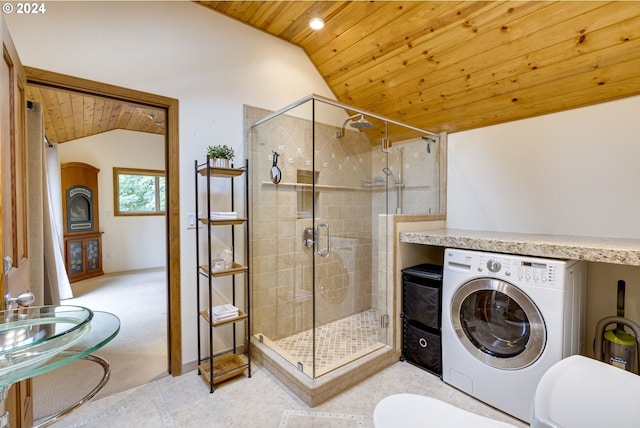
[399,228,640,266]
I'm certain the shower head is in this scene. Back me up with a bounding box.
[349,114,374,130]
[337,114,375,138]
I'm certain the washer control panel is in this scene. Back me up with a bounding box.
[480,255,560,286]
[445,249,564,289]
[486,259,501,272]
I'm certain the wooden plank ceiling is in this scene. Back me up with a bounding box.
[26,85,166,144]
[199,1,640,135]
[26,1,640,143]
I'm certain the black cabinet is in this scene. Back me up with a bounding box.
[401,263,443,377]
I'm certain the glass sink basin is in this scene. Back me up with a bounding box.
[0,306,93,382]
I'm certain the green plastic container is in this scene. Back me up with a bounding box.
[604,328,637,372]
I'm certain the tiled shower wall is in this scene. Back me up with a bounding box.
[371,139,441,215]
[246,105,380,341]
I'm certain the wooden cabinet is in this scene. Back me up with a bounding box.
[61,162,103,282]
[65,233,103,282]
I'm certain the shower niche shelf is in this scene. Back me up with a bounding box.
[194,158,251,393]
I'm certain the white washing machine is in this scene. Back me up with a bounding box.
[442,248,586,423]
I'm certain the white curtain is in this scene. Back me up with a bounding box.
[44,140,73,300]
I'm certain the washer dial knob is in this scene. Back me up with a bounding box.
[487,259,501,272]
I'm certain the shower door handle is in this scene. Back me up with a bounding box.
[316,223,331,257]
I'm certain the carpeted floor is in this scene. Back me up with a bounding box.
[32,268,168,422]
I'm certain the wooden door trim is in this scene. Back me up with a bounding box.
[24,66,182,376]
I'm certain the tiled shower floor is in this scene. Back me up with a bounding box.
[267,310,385,376]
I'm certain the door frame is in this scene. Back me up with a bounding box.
[24,66,182,376]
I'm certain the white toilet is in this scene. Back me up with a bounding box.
[374,356,640,428]
[373,394,518,428]
[531,355,640,428]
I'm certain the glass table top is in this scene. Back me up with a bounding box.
[0,307,120,388]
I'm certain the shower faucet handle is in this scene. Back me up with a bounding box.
[303,227,314,248]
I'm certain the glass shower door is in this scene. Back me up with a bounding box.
[249,95,392,379]
[310,99,389,377]
[249,99,317,377]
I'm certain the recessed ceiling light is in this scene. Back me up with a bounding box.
[309,17,325,30]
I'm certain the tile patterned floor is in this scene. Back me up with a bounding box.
[48,360,529,427]
[278,410,365,428]
[273,310,381,373]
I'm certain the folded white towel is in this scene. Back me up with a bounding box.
[212,312,239,322]
[210,211,237,219]
[211,304,238,317]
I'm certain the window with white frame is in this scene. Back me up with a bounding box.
[113,167,166,216]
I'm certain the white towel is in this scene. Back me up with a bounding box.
[211,314,238,322]
[212,312,238,322]
[210,211,237,219]
[211,304,238,318]
[211,303,239,322]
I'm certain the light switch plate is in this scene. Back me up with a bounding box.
[187,213,196,228]
[187,213,202,229]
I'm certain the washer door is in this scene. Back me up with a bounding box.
[451,278,546,370]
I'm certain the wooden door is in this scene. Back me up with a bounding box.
[1,14,33,428]
[1,14,30,303]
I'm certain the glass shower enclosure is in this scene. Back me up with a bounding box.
[248,94,440,380]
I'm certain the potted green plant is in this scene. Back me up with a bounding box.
[207,144,235,168]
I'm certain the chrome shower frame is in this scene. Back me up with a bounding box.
[252,93,439,217]
[253,93,440,139]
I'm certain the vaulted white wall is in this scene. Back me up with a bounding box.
[6,1,335,365]
[447,95,640,239]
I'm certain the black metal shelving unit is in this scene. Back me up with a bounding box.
[194,156,251,393]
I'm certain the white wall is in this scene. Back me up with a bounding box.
[6,1,334,365]
[447,95,640,348]
[447,95,640,239]
[58,129,165,273]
